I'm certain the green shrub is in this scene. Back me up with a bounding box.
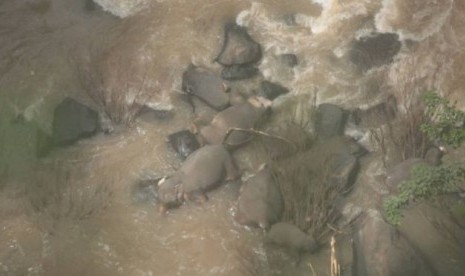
[420,91,465,148]
[384,164,464,225]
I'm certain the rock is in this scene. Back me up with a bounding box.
[136,105,173,120]
[36,128,53,158]
[198,96,271,147]
[131,179,159,205]
[385,159,428,193]
[399,202,465,275]
[215,23,262,66]
[93,0,150,18]
[350,32,401,71]
[52,98,100,146]
[235,165,284,229]
[353,210,434,276]
[158,145,238,211]
[279,54,298,67]
[424,146,443,166]
[221,64,258,81]
[266,222,318,255]
[351,95,397,128]
[85,0,96,11]
[167,130,200,160]
[321,136,364,189]
[257,80,289,101]
[314,103,347,140]
[181,65,230,110]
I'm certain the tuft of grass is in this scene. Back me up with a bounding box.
[383,164,464,225]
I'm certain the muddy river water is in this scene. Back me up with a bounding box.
[1,0,465,275]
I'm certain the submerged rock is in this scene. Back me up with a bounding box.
[350,32,401,71]
[353,210,434,276]
[314,103,347,140]
[257,80,289,101]
[52,98,100,146]
[221,64,258,81]
[235,166,284,229]
[279,53,298,68]
[167,130,200,160]
[131,179,159,205]
[182,65,229,110]
[215,23,262,66]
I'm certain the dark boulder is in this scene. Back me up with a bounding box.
[279,53,298,67]
[36,128,53,158]
[350,32,401,71]
[167,130,200,160]
[235,165,284,229]
[399,202,465,275]
[52,98,100,146]
[181,65,229,110]
[385,159,429,193]
[215,23,262,66]
[131,179,159,205]
[353,210,435,276]
[257,80,289,101]
[314,103,347,140]
[85,0,96,11]
[221,64,258,81]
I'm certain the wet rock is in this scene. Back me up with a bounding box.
[353,210,435,276]
[158,145,238,211]
[52,98,100,146]
[182,65,229,110]
[198,96,271,147]
[266,222,318,256]
[385,159,429,193]
[350,32,401,71]
[399,202,465,275]
[279,53,298,68]
[215,23,262,66]
[257,80,289,101]
[167,130,200,160]
[314,103,347,140]
[221,64,258,81]
[85,0,96,11]
[322,136,364,189]
[424,146,443,166]
[94,0,149,18]
[235,165,284,229]
[351,95,397,128]
[36,129,53,158]
[136,105,173,120]
[131,179,159,205]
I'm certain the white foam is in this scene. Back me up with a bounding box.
[375,0,453,41]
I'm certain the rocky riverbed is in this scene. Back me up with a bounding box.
[1,0,465,275]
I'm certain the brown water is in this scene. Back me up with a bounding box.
[1,0,465,275]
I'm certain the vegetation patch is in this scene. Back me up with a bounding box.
[420,91,465,148]
[384,164,465,225]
